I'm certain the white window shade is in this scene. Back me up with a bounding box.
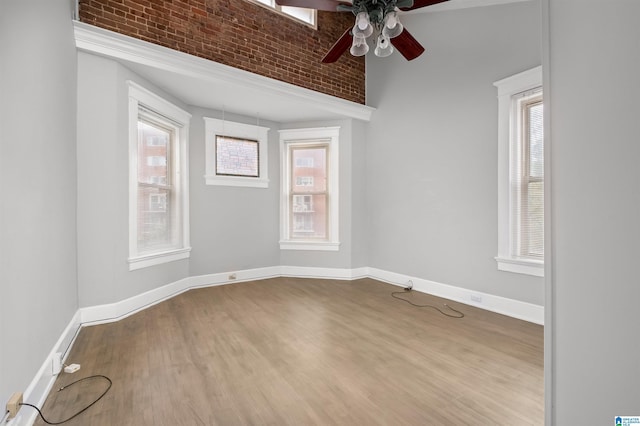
[512,92,544,260]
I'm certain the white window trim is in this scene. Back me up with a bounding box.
[204,117,270,188]
[128,81,191,270]
[494,66,543,277]
[245,0,317,29]
[279,127,340,251]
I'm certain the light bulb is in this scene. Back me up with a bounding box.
[385,11,398,29]
[374,34,394,58]
[356,11,370,31]
[382,11,403,38]
[353,23,374,38]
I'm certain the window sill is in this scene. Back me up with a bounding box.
[129,247,191,271]
[280,240,340,251]
[205,175,269,188]
[495,256,544,277]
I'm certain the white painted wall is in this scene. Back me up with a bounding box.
[278,119,361,269]
[76,52,190,307]
[0,0,78,408]
[365,1,544,305]
[188,107,281,275]
[546,0,640,423]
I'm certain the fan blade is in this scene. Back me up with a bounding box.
[399,0,449,11]
[275,0,350,12]
[321,28,353,63]
[390,28,425,61]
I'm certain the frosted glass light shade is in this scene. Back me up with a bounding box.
[350,34,369,57]
[353,23,374,38]
[355,11,370,30]
[374,34,394,57]
[353,12,373,38]
[382,11,403,39]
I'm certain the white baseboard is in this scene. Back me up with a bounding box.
[80,265,542,327]
[280,265,369,280]
[367,267,544,325]
[9,311,82,426]
[16,266,542,425]
[80,266,283,326]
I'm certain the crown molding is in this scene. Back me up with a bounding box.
[73,21,375,123]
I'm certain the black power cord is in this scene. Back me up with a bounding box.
[392,287,465,319]
[19,375,112,425]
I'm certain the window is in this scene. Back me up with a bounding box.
[128,81,191,270]
[248,0,316,27]
[147,156,166,167]
[204,117,270,188]
[296,176,314,187]
[494,66,544,277]
[295,157,314,168]
[279,127,339,251]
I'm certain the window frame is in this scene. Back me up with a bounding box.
[279,127,340,251]
[246,0,317,28]
[128,81,191,271]
[204,117,270,188]
[494,66,544,277]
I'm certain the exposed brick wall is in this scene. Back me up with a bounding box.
[79,0,365,104]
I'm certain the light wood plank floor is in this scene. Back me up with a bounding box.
[35,278,543,425]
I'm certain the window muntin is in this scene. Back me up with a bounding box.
[290,145,328,240]
[128,81,191,270]
[136,113,177,253]
[494,66,543,277]
[279,127,339,251]
[518,95,544,259]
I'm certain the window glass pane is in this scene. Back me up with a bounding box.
[137,186,172,251]
[291,194,327,239]
[291,147,326,192]
[281,6,313,24]
[527,181,544,257]
[138,121,169,185]
[216,136,259,177]
[528,102,544,179]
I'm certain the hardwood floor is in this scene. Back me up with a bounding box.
[34,278,543,425]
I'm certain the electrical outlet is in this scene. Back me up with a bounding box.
[228,273,237,280]
[52,352,63,375]
[6,392,23,420]
[470,294,483,304]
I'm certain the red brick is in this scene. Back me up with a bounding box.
[78,0,364,103]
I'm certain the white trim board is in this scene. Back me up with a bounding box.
[8,311,82,426]
[80,266,543,327]
[368,268,544,325]
[73,22,375,123]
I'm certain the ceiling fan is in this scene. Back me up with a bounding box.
[274,0,449,63]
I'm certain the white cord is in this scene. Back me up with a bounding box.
[1,410,10,424]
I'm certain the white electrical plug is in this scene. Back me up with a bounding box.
[64,364,81,374]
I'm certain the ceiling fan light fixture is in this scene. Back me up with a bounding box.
[350,34,369,57]
[353,22,374,38]
[374,34,394,58]
[355,11,371,31]
[382,11,404,38]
